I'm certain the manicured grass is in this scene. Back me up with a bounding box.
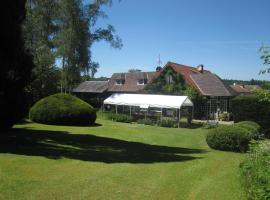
[0,119,246,200]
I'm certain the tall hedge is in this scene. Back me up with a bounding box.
[232,95,270,136]
[30,93,96,126]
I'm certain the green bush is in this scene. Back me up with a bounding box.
[235,121,261,139]
[240,141,270,200]
[106,113,133,123]
[158,117,177,128]
[206,125,255,152]
[236,121,261,130]
[232,95,270,137]
[29,93,96,126]
[137,118,156,126]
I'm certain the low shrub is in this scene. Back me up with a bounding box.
[240,141,270,200]
[158,117,177,128]
[206,125,255,152]
[137,118,156,126]
[29,93,96,126]
[106,113,133,123]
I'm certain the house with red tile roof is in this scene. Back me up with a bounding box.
[73,61,234,119]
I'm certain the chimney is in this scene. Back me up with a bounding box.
[196,64,204,73]
[156,66,162,72]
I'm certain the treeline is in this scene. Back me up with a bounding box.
[23,0,122,104]
[223,79,270,89]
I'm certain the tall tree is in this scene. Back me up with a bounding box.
[56,0,122,92]
[24,0,122,95]
[23,0,60,103]
[0,1,34,129]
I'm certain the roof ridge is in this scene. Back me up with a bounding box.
[166,61,197,69]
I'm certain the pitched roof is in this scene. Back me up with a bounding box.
[108,72,157,92]
[242,85,261,91]
[162,62,211,87]
[229,84,261,95]
[190,73,233,96]
[164,62,233,96]
[229,85,250,94]
[73,81,108,93]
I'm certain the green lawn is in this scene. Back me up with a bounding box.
[0,119,246,200]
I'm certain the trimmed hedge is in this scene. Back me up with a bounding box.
[136,118,156,126]
[240,141,270,200]
[29,93,96,126]
[158,117,177,128]
[206,123,260,152]
[232,95,270,137]
[105,113,133,123]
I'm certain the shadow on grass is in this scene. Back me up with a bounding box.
[0,128,206,163]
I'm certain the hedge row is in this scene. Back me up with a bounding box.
[232,95,270,137]
[206,121,260,152]
[240,141,270,200]
[101,112,186,128]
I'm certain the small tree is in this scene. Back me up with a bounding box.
[259,45,270,74]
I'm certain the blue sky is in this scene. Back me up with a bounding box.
[91,0,270,80]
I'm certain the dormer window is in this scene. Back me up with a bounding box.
[115,79,125,85]
[137,79,147,85]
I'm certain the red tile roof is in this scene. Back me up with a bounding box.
[161,62,233,96]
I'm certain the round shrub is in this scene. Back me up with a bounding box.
[29,93,96,126]
[236,121,261,130]
[206,125,253,152]
[235,121,261,139]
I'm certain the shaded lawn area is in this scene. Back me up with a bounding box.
[0,119,246,200]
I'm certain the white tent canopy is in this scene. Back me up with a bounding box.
[103,93,193,109]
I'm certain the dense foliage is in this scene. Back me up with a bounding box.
[158,118,177,128]
[0,1,34,129]
[240,141,270,200]
[24,0,60,104]
[260,45,270,75]
[206,122,260,152]
[30,93,96,125]
[103,113,133,123]
[24,0,122,98]
[232,94,270,137]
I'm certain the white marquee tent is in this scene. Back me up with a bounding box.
[103,93,194,128]
[103,93,193,109]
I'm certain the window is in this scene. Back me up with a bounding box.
[115,79,125,85]
[137,79,147,85]
[165,75,174,84]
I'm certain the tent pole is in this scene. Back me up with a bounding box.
[129,106,131,117]
[116,105,118,114]
[178,108,180,128]
[161,108,163,120]
[192,106,194,121]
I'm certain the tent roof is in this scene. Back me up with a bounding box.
[104,93,193,109]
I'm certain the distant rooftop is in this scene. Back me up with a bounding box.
[73,81,108,93]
